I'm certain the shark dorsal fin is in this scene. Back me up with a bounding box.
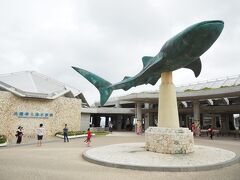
[123,76,131,81]
[184,58,202,77]
[142,56,153,68]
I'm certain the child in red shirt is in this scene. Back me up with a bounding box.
[85,128,92,146]
[208,126,214,140]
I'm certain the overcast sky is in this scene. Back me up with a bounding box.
[0,0,239,105]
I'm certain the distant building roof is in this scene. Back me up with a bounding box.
[0,71,89,106]
[176,74,240,92]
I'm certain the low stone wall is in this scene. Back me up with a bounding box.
[0,91,81,143]
[145,127,194,154]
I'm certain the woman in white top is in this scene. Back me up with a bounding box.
[36,124,44,146]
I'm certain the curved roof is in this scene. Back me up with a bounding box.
[0,71,88,105]
[176,74,240,92]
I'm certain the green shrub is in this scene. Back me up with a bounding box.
[0,135,7,144]
[220,85,230,88]
[200,87,212,90]
[184,87,212,92]
[184,84,238,92]
[184,89,194,92]
[93,131,109,136]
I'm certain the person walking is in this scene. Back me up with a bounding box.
[84,128,92,147]
[16,126,23,144]
[191,122,196,136]
[208,125,214,140]
[136,120,142,135]
[36,124,44,146]
[63,124,69,142]
[109,122,113,133]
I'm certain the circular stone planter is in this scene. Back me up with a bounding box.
[145,127,194,154]
[83,143,240,172]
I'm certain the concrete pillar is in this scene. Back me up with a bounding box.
[179,114,183,127]
[115,101,122,108]
[221,114,230,135]
[116,115,122,131]
[144,103,150,130]
[105,116,109,127]
[229,114,235,130]
[148,113,153,126]
[92,115,101,127]
[211,113,216,129]
[136,103,143,134]
[124,117,129,129]
[158,72,179,128]
[80,114,91,130]
[193,101,201,133]
[193,101,200,121]
[136,102,142,122]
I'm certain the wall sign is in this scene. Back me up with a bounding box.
[13,112,54,119]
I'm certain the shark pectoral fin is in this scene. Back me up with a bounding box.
[142,56,153,68]
[148,74,161,85]
[184,58,202,77]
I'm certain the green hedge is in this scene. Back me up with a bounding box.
[0,135,7,144]
[55,131,108,136]
[184,84,240,92]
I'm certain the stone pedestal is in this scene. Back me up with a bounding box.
[145,127,194,154]
[145,72,194,154]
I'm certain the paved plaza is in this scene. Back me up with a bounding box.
[0,132,240,180]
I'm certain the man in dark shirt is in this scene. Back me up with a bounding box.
[63,124,69,142]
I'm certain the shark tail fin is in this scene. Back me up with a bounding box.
[72,66,113,106]
[99,87,113,106]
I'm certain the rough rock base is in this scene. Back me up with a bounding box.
[145,127,194,154]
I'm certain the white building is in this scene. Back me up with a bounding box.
[0,71,88,143]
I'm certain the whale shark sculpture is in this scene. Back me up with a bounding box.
[72,20,224,106]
